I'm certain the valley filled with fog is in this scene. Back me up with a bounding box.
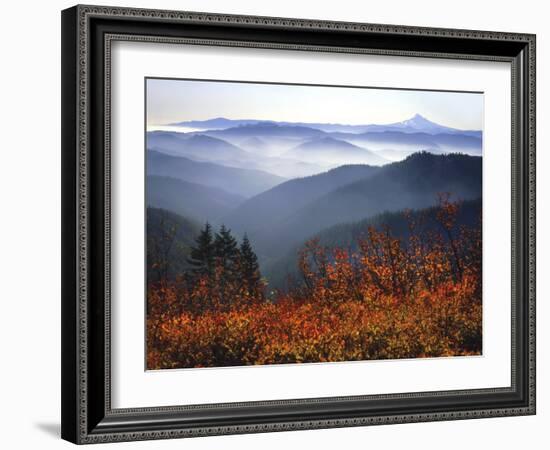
[146,114,482,291]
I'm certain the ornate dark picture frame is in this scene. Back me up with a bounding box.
[61,4,536,444]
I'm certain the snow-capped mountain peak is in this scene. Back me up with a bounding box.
[392,114,448,132]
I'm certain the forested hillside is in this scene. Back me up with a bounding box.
[264,198,482,291]
[148,196,482,368]
[233,152,482,261]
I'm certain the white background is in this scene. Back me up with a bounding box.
[112,42,511,408]
[0,0,546,449]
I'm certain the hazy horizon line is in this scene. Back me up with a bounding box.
[149,113,481,132]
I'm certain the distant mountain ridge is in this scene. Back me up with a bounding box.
[237,152,482,259]
[152,115,482,177]
[169,114,481,137]
[224,164,381,235]
[285,137,389,166]
[361,113,481,137]
[203,123,326,140]
[147,131,330,178]
[335,130,482,158]
[147,132,252,162]
[147,150,286,198]
[147,175,245,224]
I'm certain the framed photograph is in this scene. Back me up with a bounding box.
[61,5,536,444]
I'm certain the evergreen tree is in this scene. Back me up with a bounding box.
[212,225,241,305]
[239,233,262,298]
[187,222,215,276]
[214,225,241,277]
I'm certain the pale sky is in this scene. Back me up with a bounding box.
[146,78,483,131]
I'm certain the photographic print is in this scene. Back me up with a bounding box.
[145,78,483,370]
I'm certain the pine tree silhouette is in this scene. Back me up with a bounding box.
[212,225,241,305]
[214,225,241,278]
[187,224,264,306]
[188,222,215,276]
[239,233,262,298]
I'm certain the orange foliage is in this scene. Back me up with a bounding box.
[147,197,482,369]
